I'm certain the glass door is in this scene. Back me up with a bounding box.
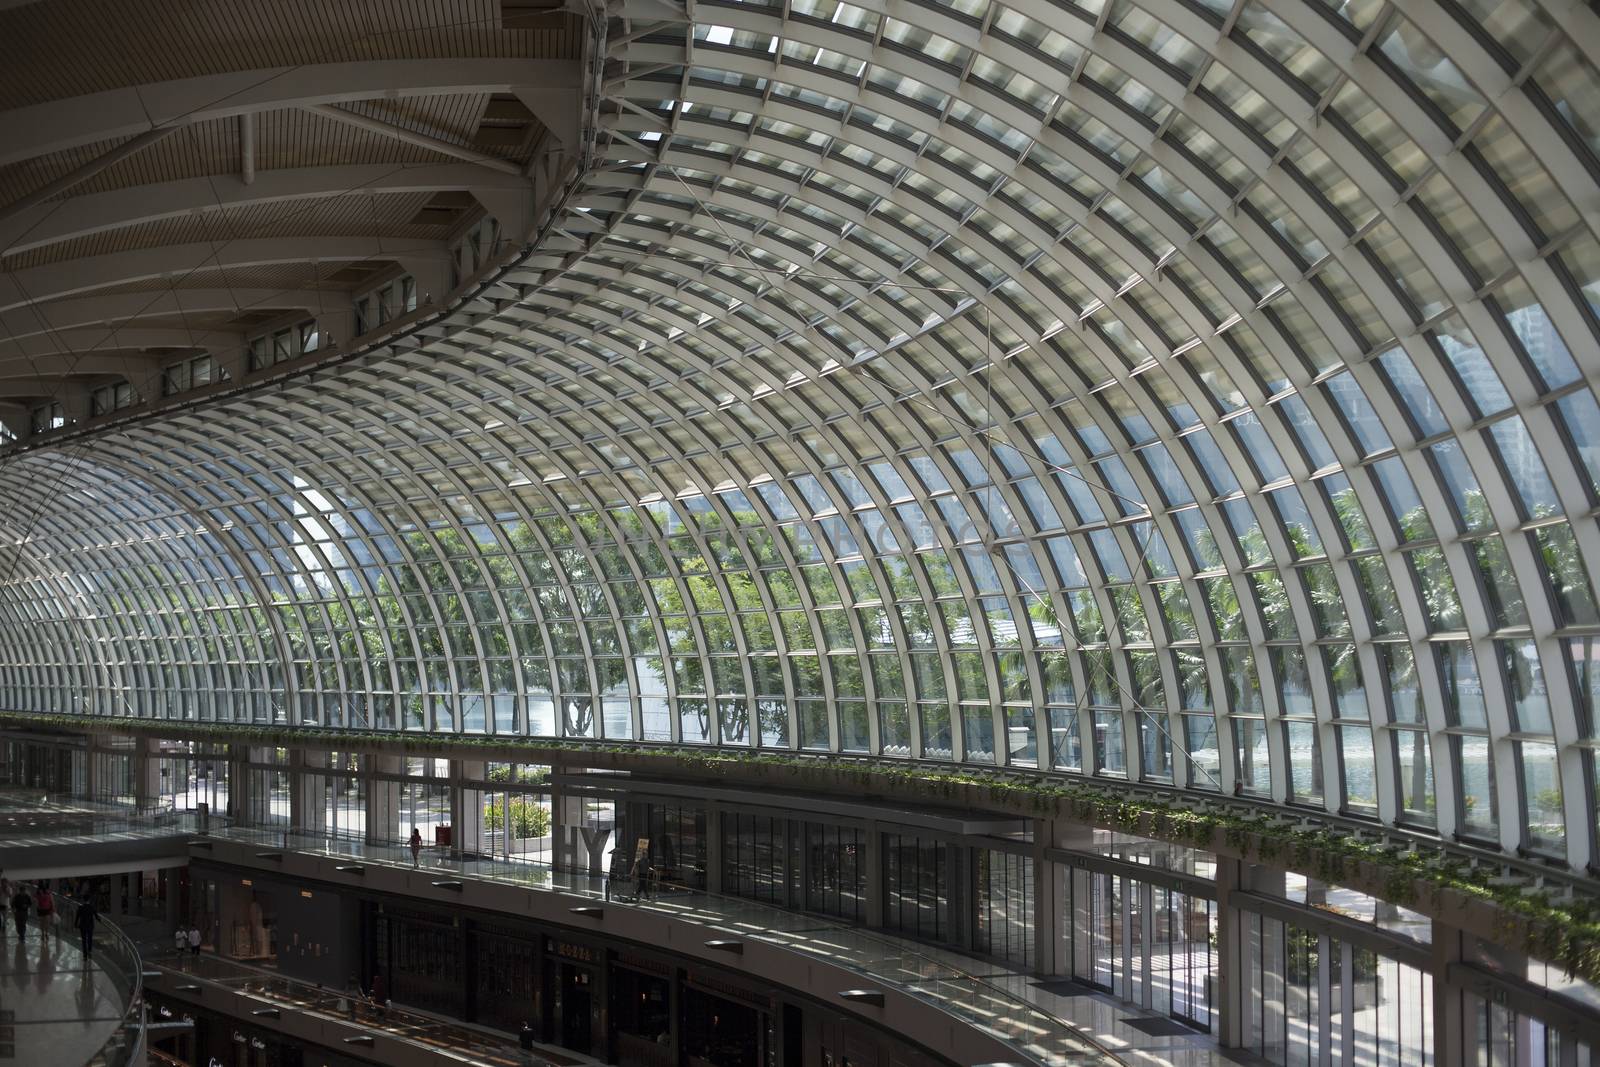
[1067,867,1216,1029]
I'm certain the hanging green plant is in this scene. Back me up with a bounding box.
[5,708,1600,983]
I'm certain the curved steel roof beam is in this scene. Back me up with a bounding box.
[0,290,329,342]
[0,58,583,167]
[0,164,533,257]
[0,237,449,313]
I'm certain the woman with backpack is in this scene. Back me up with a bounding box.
[33,884,54,944]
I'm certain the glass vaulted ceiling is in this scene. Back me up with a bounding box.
[4,0,1600,867]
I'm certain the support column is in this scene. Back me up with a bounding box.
[164,870,180,928]
[290,750,328,834]
[133,738,161,809]
[1215,857,1245,1048]
[365,755,402,846]
[227,748,252,825]
[705,802,723,894]
[863,820,884,928]
[83,740,100,801]
[549,764,570,871]
[451,760,484,858]
[1431,919,1465,1065]
[1033,818,1059,977]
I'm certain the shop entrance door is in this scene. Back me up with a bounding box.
[558,962,593,1054]
[1069,868,1217,1031]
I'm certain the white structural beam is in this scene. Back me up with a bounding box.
[0,353,168,380]
[511,87,583,149]
[0,290,327,341]
[0,237,448,313]
[0,377,80,398]
[240,113,255,186]
[0,127,181,226]
[0,329,238,363]
[301,105,527,176]
[0,164,532,255]
[0,58,583,167]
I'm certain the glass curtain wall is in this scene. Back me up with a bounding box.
[1462,940,1600,1067]
[478,763,553,864]
[974,849,1034,968]
[883,833,957,947]
[618,800,706,889]
[1067,867,1216,1030]
[1468,995,1594,1067]
[4,0,1600,887]
[243,764,290,828]
[803,822,865,922]
[722,812,796,906]
[306,753,365,839]
[92,748,134,805]
[1244,913,1433,1066]
[157,746,230,815]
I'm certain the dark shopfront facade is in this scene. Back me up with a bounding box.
[606,786,1038,969]
[144,992,371,1067]
[361,897,944,1067]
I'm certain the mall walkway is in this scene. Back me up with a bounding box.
[210,827,1262,1067]
[120,914,582,1067]
[0,919,126,1066]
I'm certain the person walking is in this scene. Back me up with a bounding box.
[9,886,29,939]
[187,923,202,957]
[369,972,388,1016]
[340,973,361,1018]
[408,827,422,868]
[74,896,96,962]
[173,926,187,955]
[0,878,10,942]
[33,884,53,944]
[605,850,624,901]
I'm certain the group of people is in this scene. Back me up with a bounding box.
[172,923,203,956]
[337,972,389,1018]
[0,876,100,961]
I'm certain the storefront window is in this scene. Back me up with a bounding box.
[722,813,795,906]
[1067,866,1216,1030]
[883,832,955,944]
[803,822,864,921]
[974,850,1033,967]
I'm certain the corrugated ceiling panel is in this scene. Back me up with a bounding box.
[2,192,446,270]
[77,262,382,297]
[0,0,580,108]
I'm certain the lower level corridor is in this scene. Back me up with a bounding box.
[0,913,132,1066]
[196,824,1332,1067]
[7,733,1600,1067]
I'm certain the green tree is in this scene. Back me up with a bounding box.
[484,796,551,838]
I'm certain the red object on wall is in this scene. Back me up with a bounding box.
[435,825,452,847]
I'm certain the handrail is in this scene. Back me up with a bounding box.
[203,825,1122,1067]
[147,947,560,1067]
[6,717,1589,899]
[14,880,145,1067]
[0,809,227,841]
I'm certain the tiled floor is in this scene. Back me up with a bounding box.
[0,923,123,1066]
[986,975,1265,1067]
